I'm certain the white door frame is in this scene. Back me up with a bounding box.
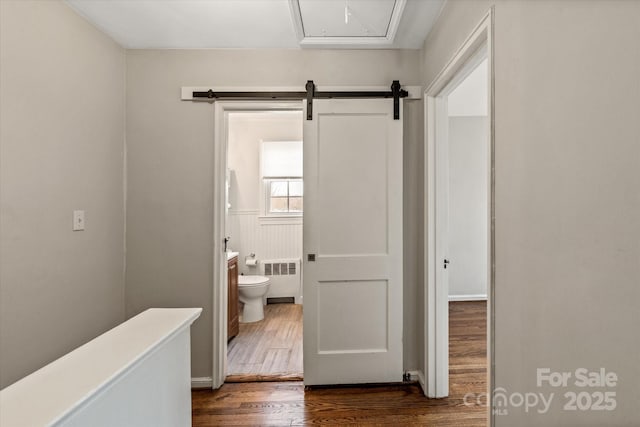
[211,100,303,389]
[423,6,494,414]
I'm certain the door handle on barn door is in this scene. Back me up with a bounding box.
[443,259,450,269]
[307,254,316,262]
[223,237,230,252]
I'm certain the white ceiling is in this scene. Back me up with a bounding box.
[448,58,488,117]
[64,0,445,49]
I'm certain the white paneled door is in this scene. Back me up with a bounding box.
[303,98,403,385]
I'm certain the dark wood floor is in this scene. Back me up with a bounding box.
[194,301,487,426]
[227,303,303,381]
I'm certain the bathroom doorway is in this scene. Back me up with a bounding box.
[217,104,304,383]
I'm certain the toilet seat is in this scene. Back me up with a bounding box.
[238,275,269,287]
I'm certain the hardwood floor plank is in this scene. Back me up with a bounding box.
[196,301,487,426]
[227,303,303,378]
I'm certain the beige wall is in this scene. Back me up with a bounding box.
[0,1,126,388]
[423,0,640,424]
[125,49,424,377]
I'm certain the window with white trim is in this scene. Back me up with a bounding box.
[260,141,303,220]
[266,179,303,214]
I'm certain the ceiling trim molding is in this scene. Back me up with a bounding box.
[288,0,406,49]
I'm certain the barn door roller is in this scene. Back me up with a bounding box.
[192,80,409,120]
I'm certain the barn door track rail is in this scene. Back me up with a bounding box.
[192,80,409,120]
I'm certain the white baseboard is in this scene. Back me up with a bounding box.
[191,377,213,389]
[448,294,487,302]
[405,370,421,382]
[411,371,427,396]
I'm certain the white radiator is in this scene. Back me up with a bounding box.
[261,258,301,302]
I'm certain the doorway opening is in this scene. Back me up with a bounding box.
[225,110,304,382]
[424,9,493,425]
[212,102,304,387]
[446,54,489,420]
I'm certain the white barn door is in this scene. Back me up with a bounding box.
[303,98,403,385]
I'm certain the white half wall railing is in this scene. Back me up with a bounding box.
[0,308,202,427]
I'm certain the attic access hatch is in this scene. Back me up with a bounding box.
[289,0,407,48]
[192,80,409,120]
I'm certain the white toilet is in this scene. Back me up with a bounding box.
[238,275,270,323]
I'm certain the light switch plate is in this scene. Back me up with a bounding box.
[73,210,85,231]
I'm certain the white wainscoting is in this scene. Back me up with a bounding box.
[228,210,303,276]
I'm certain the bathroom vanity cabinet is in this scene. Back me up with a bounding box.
[227,255,239,340]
